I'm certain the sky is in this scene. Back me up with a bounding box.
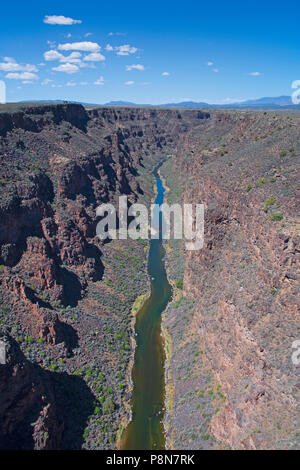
[0,0,300,104]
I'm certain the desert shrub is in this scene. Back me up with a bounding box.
[264,197,276,212]
[270,212,283,222]
[103,397,115,414]
[257,177,266,187]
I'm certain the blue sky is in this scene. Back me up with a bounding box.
[0,0,299,104]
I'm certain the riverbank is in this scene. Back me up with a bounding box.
[116,291,150,449]
[158,160,184,449]
[120,168,172,450]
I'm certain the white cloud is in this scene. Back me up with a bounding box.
[108,32,125,36]
[44,50,64,61]
[78,62,96,69]
[60,52,82,63]
[162,72,170,76]
[6,72,39,80]
[105,44,114,51]
[0,59,38,72]
[22,80,34,84]
[41,78,53,85]
[126,64,144,71]
[52,63,79,74]
[47,40,56,49]
[94,76,104,85]
[220,97,245,104]
[115,44,137,55]
[44,15,82,25]
[80,81,89,85]
[207,61,213,66]
[66,81,76,86]
[125,80,134,85]
[249,71,261,76]
[213,68,219,73]
[84,32,92,37]
[44,50,82,63]
[83,52,105,62]
[58,41,100,52]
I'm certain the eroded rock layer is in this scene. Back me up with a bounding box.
[0,103,299,450]
[160,110,299,450]
[0,103,207,449]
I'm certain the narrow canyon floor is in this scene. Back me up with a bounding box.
[0,103,299,449]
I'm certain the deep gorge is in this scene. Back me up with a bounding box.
[0,103,299,450]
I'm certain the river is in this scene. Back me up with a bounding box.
[120,166,172,450]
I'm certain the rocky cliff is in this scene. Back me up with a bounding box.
[0,103,299,450]
[161,109,299,450]
[0,103,208,449]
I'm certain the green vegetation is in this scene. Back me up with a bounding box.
[264,197,276,212]
[270,212,283,222]
[103,397,115,415]
[256,177,266,187]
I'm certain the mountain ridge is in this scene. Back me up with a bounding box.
[10,95,300,109]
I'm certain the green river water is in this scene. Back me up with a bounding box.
[121,168,172,450]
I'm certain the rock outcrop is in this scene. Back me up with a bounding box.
[161,109,300,450]
[1,103,298,450]
[0,103,208,449]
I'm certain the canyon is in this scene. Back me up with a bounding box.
[0,103,299,449]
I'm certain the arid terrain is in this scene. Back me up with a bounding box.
[160,110,300,449]
[0,103,299,449]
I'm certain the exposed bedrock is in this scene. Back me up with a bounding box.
[0,104,208,448]
[0,103,298,449]
[162,110,299,449]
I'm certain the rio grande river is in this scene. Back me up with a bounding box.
[121,166,172,450]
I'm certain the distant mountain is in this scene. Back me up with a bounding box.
[159,96,296,108]
[105,101,140,106]
[159,101,212,108]
[17,99,101,107]
[231,96,293,107]
[17,96,300,110]
[104,96,298,109]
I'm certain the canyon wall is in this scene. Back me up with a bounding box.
[161,110,299,449]
[0,103,207,449]
[0,103,299,449]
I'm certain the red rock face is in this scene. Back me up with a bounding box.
[162,110,299,450]
[0,103,207,449]
[2,103,298,450]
